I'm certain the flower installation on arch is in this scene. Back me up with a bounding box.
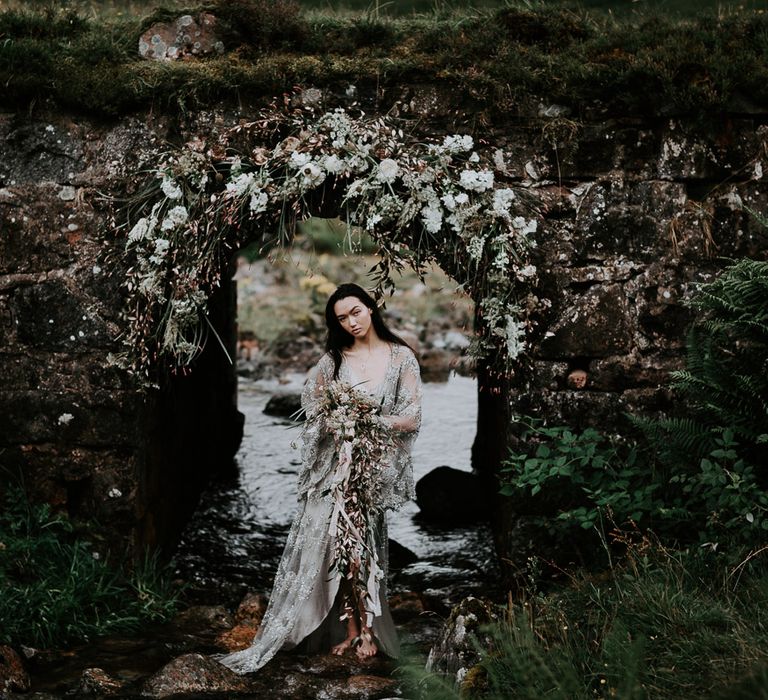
[114,101,540,382]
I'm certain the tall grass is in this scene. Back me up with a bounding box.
[398,535,768,700]
[0,483,182,648]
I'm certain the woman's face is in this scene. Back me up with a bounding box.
[333,296,373,340]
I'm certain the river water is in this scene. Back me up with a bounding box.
[173,372,499,607]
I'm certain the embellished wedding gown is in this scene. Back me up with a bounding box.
[213,343,422,674]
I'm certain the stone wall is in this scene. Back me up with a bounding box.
[1,90,767,560]
[0,114,242,559]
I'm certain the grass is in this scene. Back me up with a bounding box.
[398,535,768,700]
[0,481,183,649]
[1,1,767,118]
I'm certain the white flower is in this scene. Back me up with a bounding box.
[492,188,516,218]
[300,163,326,188]
[108,487,122,498]
[366,213,383,230]
[442,134,474,153]
[160,177,182,200]
[493,247,509,272]
[467,235,485,261]
[505,315,527,359]
[149,238,170,265]
[455,192,469,206]
[441,193,456,211]
[127,217,152,243]
[421,203,443,233]
[249,190,268,214]
[161,205,188,231]
[459,169,494,192]
[517,264,537,279]
[512,217,538,236]
[57,413,74,425]
[346,179,367,198]
[322,154,345,174]
[375,158,400,184]
[290,151,312,169]
[226,172,256,197]
[469,152,480,163]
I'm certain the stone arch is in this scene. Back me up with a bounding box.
[113,102,542,557]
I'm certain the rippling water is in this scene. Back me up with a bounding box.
[173,372,499,606]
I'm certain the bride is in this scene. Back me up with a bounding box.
[214,282,422,672]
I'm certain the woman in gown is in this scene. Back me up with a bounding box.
[213,283,422,673]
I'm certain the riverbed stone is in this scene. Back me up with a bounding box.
[264,392,303,419]
[0,646,30,693]
[74,667,124,695]
[172,605,234,633]
[141,652,249,697]
[416,467,489,524]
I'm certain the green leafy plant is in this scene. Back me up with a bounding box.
[501,421,669,531]
[0,484,182,648]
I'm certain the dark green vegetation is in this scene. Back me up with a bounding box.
[404,540,768,700]
[2,0,768,117]
[501,258,768,548]
[0,483,182,648]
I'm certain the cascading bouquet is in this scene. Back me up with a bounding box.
[317,380,396,627]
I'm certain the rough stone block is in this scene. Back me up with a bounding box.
[10,280,111,350]
[539,283,634,358]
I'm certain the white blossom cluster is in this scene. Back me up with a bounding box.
[123,107,541,373]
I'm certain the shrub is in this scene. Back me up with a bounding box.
[500,258,768,547]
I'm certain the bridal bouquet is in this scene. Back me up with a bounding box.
[317,381,395,625]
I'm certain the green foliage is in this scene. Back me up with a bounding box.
[472,545,768,700]
[0,484,182,648]
[501,258,768,547]
[501,421,666,532]
[2,2,768,116]
[399,543,768,700]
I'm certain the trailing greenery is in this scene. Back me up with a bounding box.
[401,539,768,700]
[1,1,768,117]
[500,258,768,547]
[0,483,182,648]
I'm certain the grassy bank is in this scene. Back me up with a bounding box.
[404,537,768,700]
[1,1,767,117]
[0,483,182,648]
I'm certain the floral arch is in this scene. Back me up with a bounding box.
[114,100,541,386]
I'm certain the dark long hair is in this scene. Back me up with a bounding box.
[324,283,412,379]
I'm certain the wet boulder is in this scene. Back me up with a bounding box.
[388,538,418,571]
[74,667,124,695]
[264,392,303,419]
[142,653,250,697]
[172,605,234,633]
[416,467,490,524]
[215,592,267,652]
[0,645,30,693]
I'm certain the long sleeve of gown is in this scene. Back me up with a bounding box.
[377,347,422,510]
[296,354,334,500]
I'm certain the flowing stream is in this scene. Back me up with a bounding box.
[173,372,499,607]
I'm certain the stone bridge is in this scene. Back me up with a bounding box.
[1,84,766,562]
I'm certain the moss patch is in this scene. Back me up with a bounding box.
[1,2,768,117]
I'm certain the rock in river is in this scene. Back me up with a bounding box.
[416,466,490,524]
[141,652,249,697]
[264,392,303,419]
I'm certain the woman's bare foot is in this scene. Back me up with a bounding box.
[355,628,378,659]
[331,636,356,655]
